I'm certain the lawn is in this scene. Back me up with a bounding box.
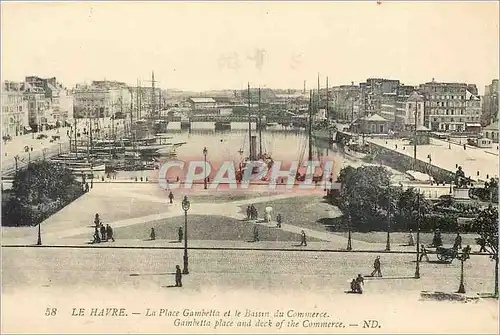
[71,215,323,242]
[240,195,341,233]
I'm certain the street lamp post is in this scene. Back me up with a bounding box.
[182,196,191,274]
[385,181,391,251]
[458,258,466,293]
[203,147,208,189]
[37,223,42,246]
[457,246,470,294]
[415,191,421,279]
[347,213,352,251]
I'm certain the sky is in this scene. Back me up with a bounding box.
[1,1,499,93]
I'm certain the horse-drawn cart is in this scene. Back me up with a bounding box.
[435,246,458,263]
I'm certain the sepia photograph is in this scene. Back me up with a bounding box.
[1,1,499,333]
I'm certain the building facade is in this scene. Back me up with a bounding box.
[22,81,51,132]
[464,90,482,131]
[72,81,132,119]
[482,79,498,125]
[403,92,425,129]
[188,98,217,110]
[1,81,29,136]
[419,80,470,132]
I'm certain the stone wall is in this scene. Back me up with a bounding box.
[367,142,456,183]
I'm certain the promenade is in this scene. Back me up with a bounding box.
[1,118,126,176]
[368,137,499,182]
[1,183,482,251]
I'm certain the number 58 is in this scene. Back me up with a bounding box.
[45,308,57,316]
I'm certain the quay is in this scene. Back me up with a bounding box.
[367,137,499,182]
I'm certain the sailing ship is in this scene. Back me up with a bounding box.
[311,74,337,143]
[236,84,274,181]
[296,89,324,182]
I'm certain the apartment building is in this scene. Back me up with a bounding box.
[419,80,469,132]
[1,81,29,136]
[72,81,132,118]
[482,79,498,125]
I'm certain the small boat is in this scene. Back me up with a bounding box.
[266,122,278,127]
[69,164,106,173]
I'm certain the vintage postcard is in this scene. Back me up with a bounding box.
[1,1,499,334]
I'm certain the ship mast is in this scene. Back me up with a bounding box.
[308,90,313,161]
[247,82,252,160]
[151,70,156,119]
[326,76,329,120]
[258,87,262,157]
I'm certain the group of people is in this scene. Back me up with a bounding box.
[349,256,383,294]
[246,205,258,220]
[92,213,115,243]
[149,227,184,242]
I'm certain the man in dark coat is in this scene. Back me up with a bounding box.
[453,233,462,250]
[370,256,382,277]
[300,230,307,246]
[175,265,182,287]
[168,192,174,204]
[178,227,183,243]
[106,224,115,242]
[100,224,107,242]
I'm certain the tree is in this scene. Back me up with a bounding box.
[474,205,499,297]
[2,161,84,227]
[394,187,432,231]
[338,165,391,231]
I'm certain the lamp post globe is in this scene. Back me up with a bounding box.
[182,196,190,274]
[182,196,190,211]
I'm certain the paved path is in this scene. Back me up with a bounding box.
[368,137,499,181]
[2,182,375,249]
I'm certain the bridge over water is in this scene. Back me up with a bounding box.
[166,115,304,124]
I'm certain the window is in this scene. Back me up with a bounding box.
[450,118,454,122]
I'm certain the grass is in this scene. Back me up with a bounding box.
[239,195,341,233]
[71,215,322,242]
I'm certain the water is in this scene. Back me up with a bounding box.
[111,123,409,182]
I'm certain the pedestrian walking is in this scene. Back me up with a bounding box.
[408,229,415,246]
[453,232,462,250]
[253,225,259,242]
[419,244,429,262]
[246,206,251,220]
[100,224,107,242]
[168,191,174,204]
[276,214,282,228]
[370,256,382,277]
[477,237,487,253]
[178,227,183,243]
[150,228,156,241]
[94,213,101,227]
[85,182,89,192]
[175,265,182,287]
[300,230,307,246]
[93,226,101,243]
[106,224,115,242]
